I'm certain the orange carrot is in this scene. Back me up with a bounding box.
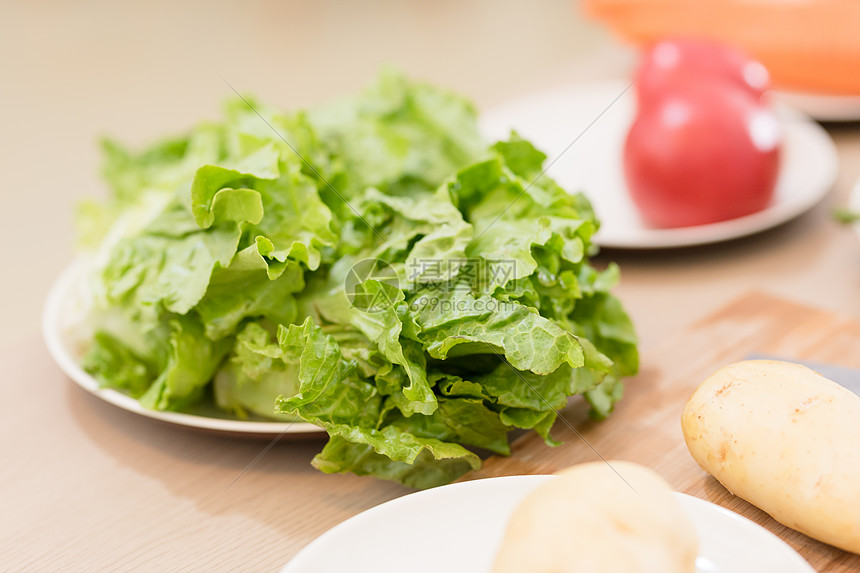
[584,0,860,94]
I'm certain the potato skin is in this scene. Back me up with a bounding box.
[682,360,860,554]
[493,461,697,573]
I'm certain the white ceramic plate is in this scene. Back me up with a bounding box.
[480,81,838,249]
[283,475,814,573]
[43,261,323,438]
[775,91,860,123]
[849,176,860,241]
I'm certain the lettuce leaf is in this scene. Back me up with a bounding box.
[78,71,638,488]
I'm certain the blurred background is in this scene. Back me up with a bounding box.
[5,0,860,350]
[2,0,628,347]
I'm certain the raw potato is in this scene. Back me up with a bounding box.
[493,461,697,573]
[682,360,860,554]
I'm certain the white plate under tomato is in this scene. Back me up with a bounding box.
[480,80,838,250]
[775,91,860,123]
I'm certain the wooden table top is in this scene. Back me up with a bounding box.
[1,334,410,571]
[5,2,860,571]
[3,292,858,571]
[470,292,860,572]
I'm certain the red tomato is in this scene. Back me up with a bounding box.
[624,80,781,228]
[636,38,771,104]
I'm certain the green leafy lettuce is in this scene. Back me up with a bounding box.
[78,70,638,489]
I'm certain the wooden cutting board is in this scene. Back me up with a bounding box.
[468,292,860,572]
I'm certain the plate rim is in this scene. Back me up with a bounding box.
[480,80,839,250]
[43,260,324,436]
[284,474,815,573]
[775,90,860,122]
[849,176,860,240]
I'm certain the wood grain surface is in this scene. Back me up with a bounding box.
[6,4,860,572]
[469,291,860,572]
[3,291,860,571]
[0,339,408,572]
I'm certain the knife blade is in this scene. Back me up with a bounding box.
[745,354,860,397]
